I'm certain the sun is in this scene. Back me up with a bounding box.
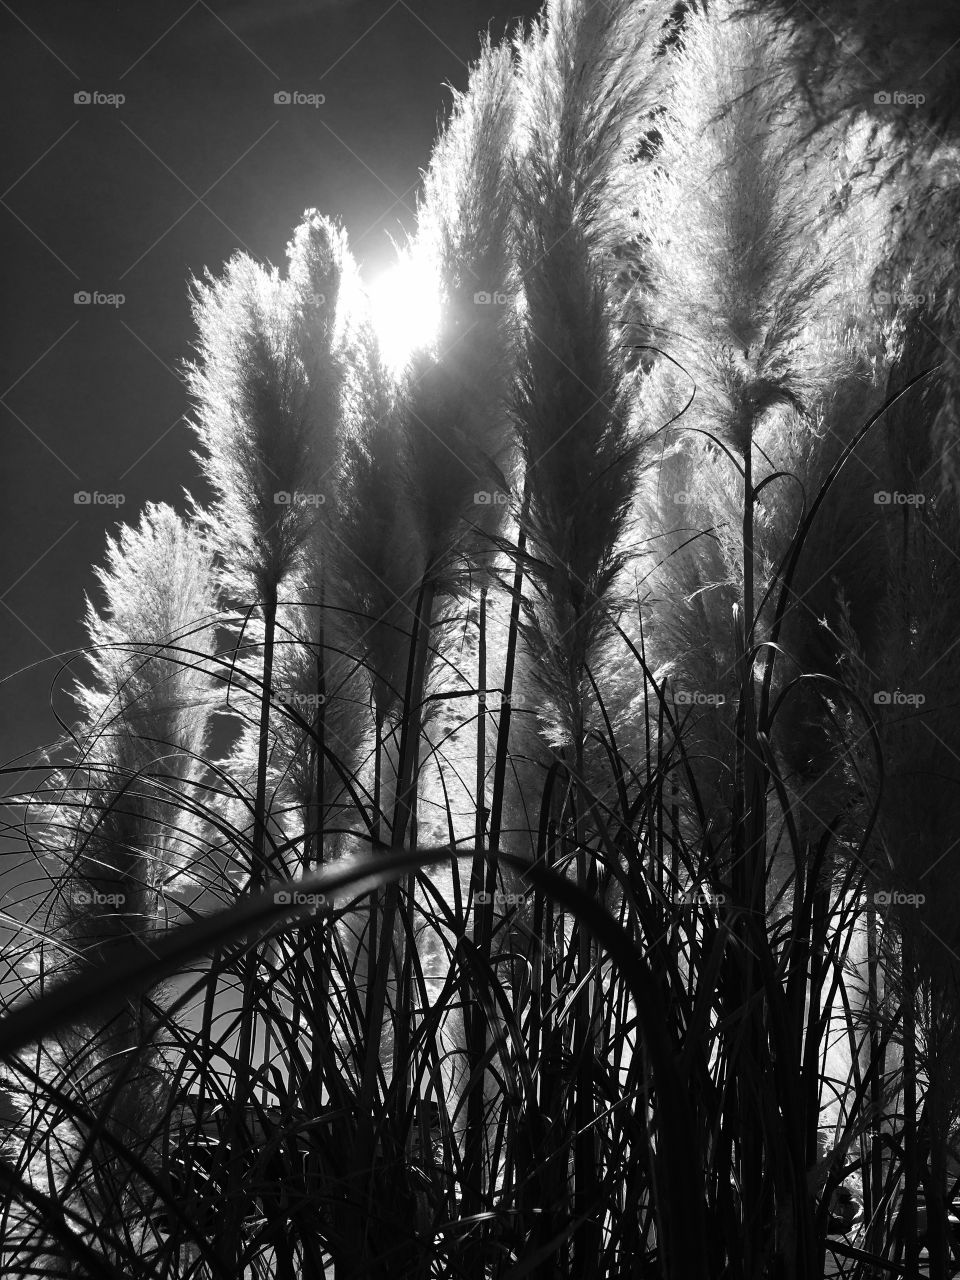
[366,254,441,376]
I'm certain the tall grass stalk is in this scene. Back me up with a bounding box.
[6,504,215,1276]
[4,2,960,1276]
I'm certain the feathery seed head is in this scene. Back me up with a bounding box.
[188,215,352,604]
[634,0,839,454]
[509,0,665,746]
[400,37,519,585]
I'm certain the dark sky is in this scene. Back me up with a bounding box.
[0,0,542,780]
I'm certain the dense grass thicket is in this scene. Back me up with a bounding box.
[3,0,960,1276]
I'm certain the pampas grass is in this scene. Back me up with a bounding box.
[4,2,960,1277]
[4,503,216,1278]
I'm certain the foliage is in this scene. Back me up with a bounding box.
[3,1,960,1278]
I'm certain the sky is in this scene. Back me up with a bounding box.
[0,0,543,786]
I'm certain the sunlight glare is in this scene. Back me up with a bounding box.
[367,254,441,376]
